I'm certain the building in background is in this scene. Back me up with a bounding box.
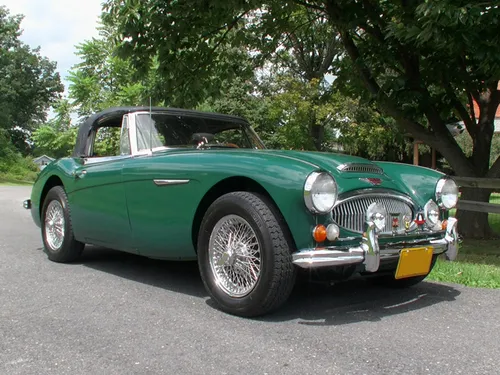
[33,155,54,170]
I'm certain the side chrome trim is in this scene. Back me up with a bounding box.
[153,179,190,186]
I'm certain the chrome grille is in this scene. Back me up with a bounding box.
[332,194,414,234]
[337,163,383,174]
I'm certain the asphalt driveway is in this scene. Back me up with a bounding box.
[1,185,499,374]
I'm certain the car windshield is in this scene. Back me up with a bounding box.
[135,113,265,152]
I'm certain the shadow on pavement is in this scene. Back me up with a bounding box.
[80,246,207,298]
[262,277,461,325]
[77,246,461,324]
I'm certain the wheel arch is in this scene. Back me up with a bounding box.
[39,175,65,217]
[191,176,296,252]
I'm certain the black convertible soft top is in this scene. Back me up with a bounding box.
[72,106,249,157]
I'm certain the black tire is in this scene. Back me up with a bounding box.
[371,255,438,288]
[197,192,296,317]
[41,186,84,263]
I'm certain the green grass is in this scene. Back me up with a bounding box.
[428,240,500,288]
[490,193,500,234]
[0,176,34,186]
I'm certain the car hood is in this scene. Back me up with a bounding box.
[257,149,414,198]
[258,150,374,172]
[152,148,428,206]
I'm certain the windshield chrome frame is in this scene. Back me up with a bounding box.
[129,111,265,156]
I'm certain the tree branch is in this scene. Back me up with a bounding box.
[324,1,475,176]
[444,82,476,138]
[459,54,480,103]
[318,36,338,76]
[207,10,250,57]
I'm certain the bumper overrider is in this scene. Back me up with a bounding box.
[292,217,459,271]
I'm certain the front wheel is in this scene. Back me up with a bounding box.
[197,192,296,317]
[41,186,84,263]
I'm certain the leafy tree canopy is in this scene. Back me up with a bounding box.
[31,99,78,159]
[0,6,64,154]
[103,0,499,172]
[103,0,500,237]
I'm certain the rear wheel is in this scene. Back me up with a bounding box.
[197,192,296,317]
[41,186,84,263]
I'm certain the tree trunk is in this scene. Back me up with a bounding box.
[455,90,496,238]
[310,124,324,151]
[456,187,493,239]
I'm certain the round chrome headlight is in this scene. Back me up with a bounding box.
[424,199,440,226]
[304,172,338,214]
[435,177,458,209]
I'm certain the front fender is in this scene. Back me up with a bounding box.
[29,158,81,226]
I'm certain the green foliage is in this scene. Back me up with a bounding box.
[32,99,78,158]
[103,0,499,174]
[93,127,121,157]
[102,0,257,107]
[102,0,500,238]
[68,30,151,116]
[0,130,39,182]
[336,100,409,161]
[0,6,64,154]
[197,77,274,137]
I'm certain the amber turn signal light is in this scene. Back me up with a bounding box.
[312,224,327,243]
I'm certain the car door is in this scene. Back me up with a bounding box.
[121,112,202,259]
[69,115,134,251]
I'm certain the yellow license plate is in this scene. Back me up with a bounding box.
[395,246,434,279]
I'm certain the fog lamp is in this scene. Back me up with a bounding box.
[326,224,340,241]
[366,202,387,232]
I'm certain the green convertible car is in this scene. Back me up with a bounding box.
[24,106,459,317]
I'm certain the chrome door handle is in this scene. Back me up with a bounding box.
[74,170,87,179]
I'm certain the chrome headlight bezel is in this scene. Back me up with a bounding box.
[304,171,338,214]
[435,177,459,209]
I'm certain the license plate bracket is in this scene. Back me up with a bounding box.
[395,246,434,279]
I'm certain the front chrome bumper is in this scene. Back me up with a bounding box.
[292,217,459,271]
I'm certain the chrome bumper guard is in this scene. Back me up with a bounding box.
[292,217,459,271]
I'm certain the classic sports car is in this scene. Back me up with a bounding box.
[24,106,459,317]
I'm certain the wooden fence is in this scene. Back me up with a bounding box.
[454,177,500,214]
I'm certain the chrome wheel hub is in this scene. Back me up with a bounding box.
[44,201,65,251]
[208,215,261,297]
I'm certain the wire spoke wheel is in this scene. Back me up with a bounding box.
[198,192,295,316]
[44,200,65,251]
[208,214,261,297]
